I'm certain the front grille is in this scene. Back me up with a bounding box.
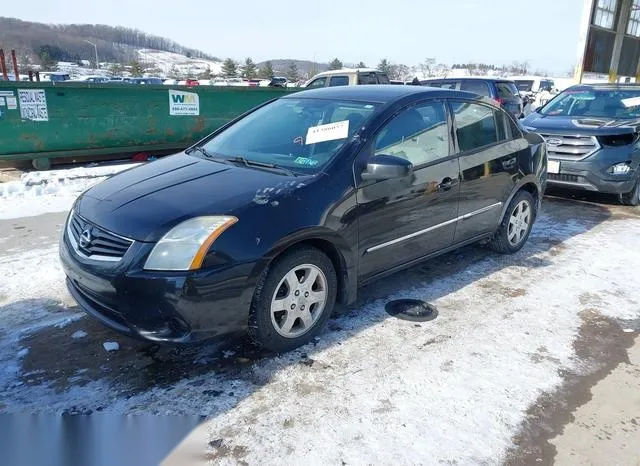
[67,212,133,261]
[548,173,581,183]
[540,134,599,161]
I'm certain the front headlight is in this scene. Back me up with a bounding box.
[144,216,238,271]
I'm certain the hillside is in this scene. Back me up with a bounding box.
[258,59,330,77]
[0,17,218,67]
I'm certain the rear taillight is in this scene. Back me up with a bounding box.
[494,97,505,105]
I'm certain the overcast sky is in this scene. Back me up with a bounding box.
[5,0,585,74]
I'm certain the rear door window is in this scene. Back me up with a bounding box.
[328,76,350,87]
[425,81,458,90]
[496,82,520,100]
[451,101,507,151]
[358,72,378,85]
[460,81,491,97]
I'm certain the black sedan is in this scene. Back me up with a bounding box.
[60,85,546,352]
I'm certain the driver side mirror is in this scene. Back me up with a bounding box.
[361,154,413,181]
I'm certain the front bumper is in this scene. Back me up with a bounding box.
[547,147,640,195]
[59,228,255,344]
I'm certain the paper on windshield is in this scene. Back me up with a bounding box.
[305,120,349,145]
[621,96,640,108]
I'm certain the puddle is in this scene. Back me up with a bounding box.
[385,299,438,322]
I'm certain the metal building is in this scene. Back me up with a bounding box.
[575,0,640,82]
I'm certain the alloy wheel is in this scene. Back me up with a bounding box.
[507,200,531,246]
[270,264,328,338]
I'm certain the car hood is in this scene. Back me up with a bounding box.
[522,112,640,135]
[76,153,312,242]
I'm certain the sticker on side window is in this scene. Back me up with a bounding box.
[305,120,349,145]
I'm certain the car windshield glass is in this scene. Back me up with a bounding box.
[514,80,534,92]
[539,88,640,119]
[199,98,379,173]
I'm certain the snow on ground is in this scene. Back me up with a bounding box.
[137,49,222,76]
[0,163,139,220]
[0,201,639,464]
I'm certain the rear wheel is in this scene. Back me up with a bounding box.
[489,191,536,254]
[249,246,337,353]
[620,179,640,206]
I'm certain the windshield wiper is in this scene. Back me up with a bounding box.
[190,146,236,165]
[227,156,300,176]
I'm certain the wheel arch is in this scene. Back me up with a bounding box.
[249,228,356,305]
[499,176,542,221]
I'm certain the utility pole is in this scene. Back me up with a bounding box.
[84,40,99,71]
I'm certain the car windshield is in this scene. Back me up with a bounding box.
[199,98,379,173]
[539,88,640,119]
[514,80,534,92]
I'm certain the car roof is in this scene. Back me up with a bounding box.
[284,84,482,104]
[313,68,381,77]
[422,77,515,83]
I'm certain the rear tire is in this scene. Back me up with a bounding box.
[249,246,337,353]
[489,190,536,254]
[620,179,640,206]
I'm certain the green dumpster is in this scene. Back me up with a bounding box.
[0,82,297,169]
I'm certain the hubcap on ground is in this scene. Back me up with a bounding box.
[270,264,327,338]
[508,200,531,246]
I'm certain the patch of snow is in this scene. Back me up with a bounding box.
[623,328,635,333]
[71,330,87,339]
[102,342,120,352]
[0,162,140,220]
[0,207,639,465]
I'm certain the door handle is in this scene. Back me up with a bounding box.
[438,177,453,191]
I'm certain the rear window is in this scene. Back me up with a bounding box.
[496,82,519,99]
[514,80,534,92]
[329,76,349,87]
[460,81,491,97]
[425,81,457,90]
[358,72,378,85]
[376,73,390,84]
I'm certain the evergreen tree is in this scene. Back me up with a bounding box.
[197,66,213,80]
[259,61,274,78]
[39,51,57,71]
[242,57,258,79]
[356,61,367,68]
[328,58,343,70]
[129,60,144,77]
[168,65,182,80]
[377,58,392,75]
[221,58,238,78]
[286,62,299,82]
[107,63,124,77]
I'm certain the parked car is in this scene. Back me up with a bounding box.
[42,72,71,82]
[69,75,111,84]
[268,77,288,88]
[303,68,390,89]
[185,78,200,87]
[60,85,545,352]
[421,78,524,119]
[521,83,640,205]
[510,76,556,96]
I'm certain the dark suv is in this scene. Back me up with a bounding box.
[421,78,524,119]
[521,84,640,205]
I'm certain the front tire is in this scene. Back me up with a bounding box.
[620,178,640,206]
[489,190,536,254]
[249,246,337,353]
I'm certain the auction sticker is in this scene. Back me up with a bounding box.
[18,89,48,121]
[6,97,17,110]
[305,120,349,145]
